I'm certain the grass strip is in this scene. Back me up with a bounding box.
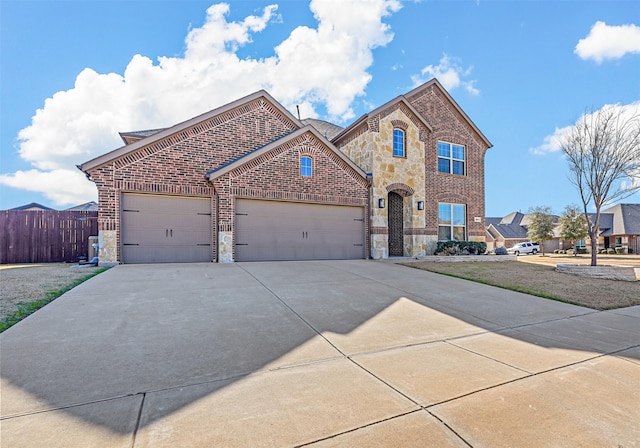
[0,268,109,333]
[400,260,640,310]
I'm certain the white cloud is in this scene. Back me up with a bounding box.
[530,101,640,155]
[575,21,640,63]
[411,54,479,95]
[1,0,401,206]
[0,169,98,206]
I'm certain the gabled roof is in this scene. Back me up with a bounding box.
[65,201,98,211]
[10,202,54,211]
[301,118,343,140]
[207,125,367,181]
[601,203,640,235]
[487,211,559,240]
[487,222,529,240]
[331,79,491,148]
[500,212,524,226]
[119,129,166,145]
[404,78,492,148]
[332,95,434,144]
[79,90,303,172]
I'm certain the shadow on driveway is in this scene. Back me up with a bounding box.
[1,260,638,445]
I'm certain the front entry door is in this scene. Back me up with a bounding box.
[388,192,404,257]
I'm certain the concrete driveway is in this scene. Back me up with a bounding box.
[1,260,638,447]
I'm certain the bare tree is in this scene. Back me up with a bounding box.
[527,205,555,255]
[559,105,640,265]
[559,204,588,256]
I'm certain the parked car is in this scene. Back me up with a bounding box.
[507,242,540,255]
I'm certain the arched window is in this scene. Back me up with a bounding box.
[393,129,405,157]
[300,156,312,177]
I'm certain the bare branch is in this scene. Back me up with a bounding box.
[558,103,640,265]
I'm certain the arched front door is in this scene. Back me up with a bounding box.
[388,191,404,256]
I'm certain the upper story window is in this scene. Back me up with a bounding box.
[437,141,465,175]
[300,156,312,177]
[393,129,405,157]
[438,203,466,241]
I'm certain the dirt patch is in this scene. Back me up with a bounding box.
[402,260,640,310]
[0,263,102,321]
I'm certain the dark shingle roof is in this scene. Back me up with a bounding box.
[301,118,344,140]
[10,202,54,211]
[65,201,98,211]
[120,128,167,138]
[601,203,640,235]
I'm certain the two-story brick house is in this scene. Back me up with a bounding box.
[80,78,491,264]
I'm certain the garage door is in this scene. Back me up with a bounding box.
[235,199,365,262]
[121,194,212,263]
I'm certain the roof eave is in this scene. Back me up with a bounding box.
[80,90,303,173]
[405,78,493,149]
[207,125,367,182]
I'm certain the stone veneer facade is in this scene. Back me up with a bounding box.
[81,80,490,264]
[334,81,491,259]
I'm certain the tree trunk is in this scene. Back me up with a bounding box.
[590,233,597,266]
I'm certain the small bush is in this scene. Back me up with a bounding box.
[435,240,487,255]
[615,247,625,254]
[598,248,608,254]
[606,248,616,254]
[577,247,588,254]
[566,249,573,255]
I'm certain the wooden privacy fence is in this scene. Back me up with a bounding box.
[0,210,98,264]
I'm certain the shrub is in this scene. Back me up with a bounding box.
[554,249,560,254]
[615,247,625,254]
[566,249,573,255]
[577,247,588,254]
[598,248,608,254]
[435,241,487,255]
[607,248,616,254]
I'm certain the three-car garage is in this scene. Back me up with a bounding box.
[120,194,366,263]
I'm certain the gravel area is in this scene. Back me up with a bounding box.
[0,263,102,322]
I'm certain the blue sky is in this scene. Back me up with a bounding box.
[1,0,639,216]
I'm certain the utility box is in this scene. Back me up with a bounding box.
[88,236,99,259]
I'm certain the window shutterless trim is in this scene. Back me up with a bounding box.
[300,156,312,177]
[437,141,465,175]
[393,129,406,158]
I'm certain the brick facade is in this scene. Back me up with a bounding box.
[81,79,490,263]
[335,79,491,258]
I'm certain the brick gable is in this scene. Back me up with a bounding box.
[211,130,369,260]
[407,84,489,240]
[86,96,300,262]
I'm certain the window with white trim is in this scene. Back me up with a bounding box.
[438,203,466,241]
[437,141,465,175]
[393,129,405,157]
[300,156,312,177]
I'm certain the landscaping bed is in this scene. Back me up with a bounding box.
[402,260,640,310]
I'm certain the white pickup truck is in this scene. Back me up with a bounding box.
[507,241,540,255]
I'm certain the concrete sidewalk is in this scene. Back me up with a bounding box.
[1,260,638,447]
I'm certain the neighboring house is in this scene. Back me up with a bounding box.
[486,212,566,252]
[79,78,492,264]
[9,202,54,211]
[487,204,640,254]
[65,201,99,212]
[591,204,640,254]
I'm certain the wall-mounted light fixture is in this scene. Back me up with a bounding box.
[417,201,424,210]
[378,198,385,208]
